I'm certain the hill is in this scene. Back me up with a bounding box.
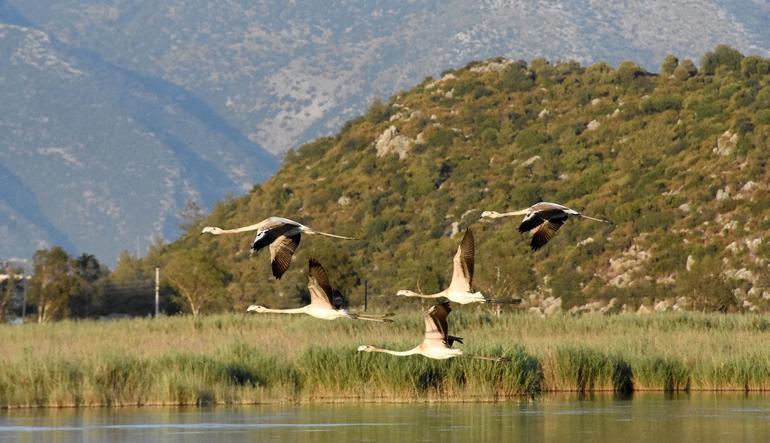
[132,47,770,315]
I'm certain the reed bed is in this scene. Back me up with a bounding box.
[2,311,770,407]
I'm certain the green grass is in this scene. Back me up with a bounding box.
[2,311,770,407]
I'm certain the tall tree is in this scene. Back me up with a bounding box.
[69,253,107,317]
[164,250,229,316]
[0,269,23,321]
[28,247,76,323]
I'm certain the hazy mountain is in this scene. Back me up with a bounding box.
[2,0,770,265]
[10,0,769,155]
[0,8,277,264]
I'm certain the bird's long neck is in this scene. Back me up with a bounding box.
[368,346,420,357]
[496,209,530,217]
[399,289,448,299]
[260,306,308,314]
[303,227,355,240]
[210,223,265,234]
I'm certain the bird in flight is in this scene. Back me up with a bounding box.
[247,258,392,322]
[202,216,355,278]
[481,202,611,250]
[358,301,506,361]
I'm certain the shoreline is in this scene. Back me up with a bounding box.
[3,389,770,410]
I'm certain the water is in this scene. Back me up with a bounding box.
[2,393,770,442]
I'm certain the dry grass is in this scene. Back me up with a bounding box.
[2,311,770,407]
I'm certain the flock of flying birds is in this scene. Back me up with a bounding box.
[201,201,611,361]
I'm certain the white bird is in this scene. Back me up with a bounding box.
[201,216,354,279]
[481,202,611,250]
[396,228,487,304]
[357,301,505,361]
[246,258,392,322]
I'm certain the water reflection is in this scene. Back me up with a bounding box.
[2,393,770,442]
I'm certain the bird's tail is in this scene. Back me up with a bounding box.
[579,214,612,224]
[305,229,357,240]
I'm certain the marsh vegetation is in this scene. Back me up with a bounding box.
[2,311,770,407]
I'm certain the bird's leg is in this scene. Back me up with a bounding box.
[467,354,511,363]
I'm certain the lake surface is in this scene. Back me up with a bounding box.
[2,393,770,442]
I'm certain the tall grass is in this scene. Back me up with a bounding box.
[2,311,770,407]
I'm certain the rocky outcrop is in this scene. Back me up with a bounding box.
[607,243,651,287]
[713,130,738,156]
[470,59,513,73]
[374,126,414,159]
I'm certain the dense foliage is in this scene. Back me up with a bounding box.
[27,46,770,318]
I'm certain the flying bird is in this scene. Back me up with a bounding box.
[481,202,611,250]
[357,301,505,361]
[201,216,354,279]
[397,228,516,304]
[246,258,392,322]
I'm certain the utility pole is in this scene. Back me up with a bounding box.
[21,275,27,323]
[155,267,160,317]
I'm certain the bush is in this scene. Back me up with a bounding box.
[640,95,682,114]
[701,45,744,74]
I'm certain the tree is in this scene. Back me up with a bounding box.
[673,59,697,81]
[69,253,107,317]
[164,250,229,316]
[0,269,23,321]
[178,198,206,231]
[701,45,743,75]
[740,56,770,78]
[615,61,646,84]
[660,54,679,76]
[27,247,77,323]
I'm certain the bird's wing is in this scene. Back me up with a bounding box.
[423,302,452,348]
[252,222,296,252]
[449,228,474,291]
[530,215,567,250]
[307,258,335,309]
[269,233,301,279]
[518,212,545,233]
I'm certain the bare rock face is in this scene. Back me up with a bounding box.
[713,130,738,156]
[686,254,695,271]
[636,304,652,315]
[586,119,601,131]
[654,299,672,312]
[543,297,563,315]
[608,243,651,287]
[521,155,541,167]
[600,298,620,315]
[470,59,513,73]
[374,126,414,159]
